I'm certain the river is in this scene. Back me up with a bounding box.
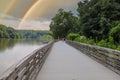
[0,39,45,75]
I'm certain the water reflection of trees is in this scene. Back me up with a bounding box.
[0,39,21,52]
[0,39,44,52]
[21,39,43,45]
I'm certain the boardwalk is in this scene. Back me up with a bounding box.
[36,41,120,80]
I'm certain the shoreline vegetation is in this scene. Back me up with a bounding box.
[0,24,53,42]
[50,0,120,50]
[67,33,120,51]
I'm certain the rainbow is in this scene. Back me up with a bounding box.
[18,0,43,29]
[1,0,17,19]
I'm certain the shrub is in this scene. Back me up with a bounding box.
[96,39,107,47]
[67,33,80,40]
[110,24,120,44]
[106,36,116,49]
[74,36,87,43]
[106,42,116,49]
[86,38,95,45]
[116,46,120,50]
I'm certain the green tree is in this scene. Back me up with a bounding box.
[77,0,120,41]
[110,24,120,45]
[50,9,79,39]
[0,24,22,39]
[67,33,80,41]
[0,24,9,38]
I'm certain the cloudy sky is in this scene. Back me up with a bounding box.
[0,0,81,30]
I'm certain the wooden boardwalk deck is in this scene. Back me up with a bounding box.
[36,41,120,80]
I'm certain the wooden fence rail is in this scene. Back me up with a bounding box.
[0,41,54,80]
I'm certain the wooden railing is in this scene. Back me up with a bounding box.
[0,41,54,80]
[66,40,120,75]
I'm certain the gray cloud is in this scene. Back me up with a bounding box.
[28,0,81,20]
[0,0,82,30]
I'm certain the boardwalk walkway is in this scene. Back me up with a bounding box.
[36,41,120,80]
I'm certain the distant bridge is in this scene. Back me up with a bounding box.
[0,40,120,80]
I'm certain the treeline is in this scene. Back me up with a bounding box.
[0,24,53,41]
[18,30,49,39]
[0,24,22,39]
[50,0,120,50]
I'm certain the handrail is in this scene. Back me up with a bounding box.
[0,41,54,80]
[66,40,120,75]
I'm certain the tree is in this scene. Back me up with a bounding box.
[0,24,9,38]
[67,33,80,41]
[77,0,120,41]
[0,24,22,39]
[110,24,120,45]
[50,9,79,39]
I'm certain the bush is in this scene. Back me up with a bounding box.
[96,40,107,47]
[96,39,117,49]
[75,37,95,45]
[74,36,87,43]
[106,36,116,49]
[67,33,80,40]
[110,24,120,44]
[74,35,119,51]
[86,38,95,45]
[116,46,120,50]
[106,42,116,49]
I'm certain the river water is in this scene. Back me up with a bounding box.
[0,39,45,75]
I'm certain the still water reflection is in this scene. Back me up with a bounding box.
[0,39,45,75]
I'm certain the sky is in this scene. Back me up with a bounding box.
[0,0,81,30]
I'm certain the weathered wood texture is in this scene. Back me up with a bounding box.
[0,41,54,80]
[66,40,120,75]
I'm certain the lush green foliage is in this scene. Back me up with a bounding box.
[77,0,120,41]
[110,24,120,44]
[0,24,53,41]
[50,0,120,50]
[0,24,22,39]
[40,35,53,42]
[50,9,80,39]
[74,36,87,43]
[74,35,118,50]
[18,30,53,41]
[18,30,49,39]
[67,33,80,41]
